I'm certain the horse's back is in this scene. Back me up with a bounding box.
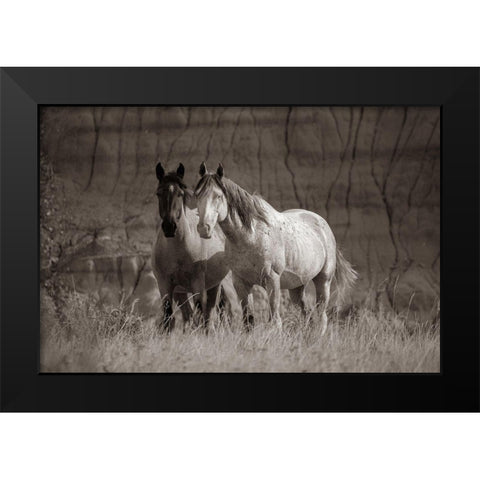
[282,208,328,227]
[275,208,336,286]
[281,208,334,245]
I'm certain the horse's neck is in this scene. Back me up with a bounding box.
[219,213,255,247]
[219,198,280,249]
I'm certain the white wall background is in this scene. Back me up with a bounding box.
[1,2,479,479]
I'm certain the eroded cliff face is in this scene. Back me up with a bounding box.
[40,106,440,314]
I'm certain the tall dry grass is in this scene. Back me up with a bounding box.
[40,290,440,373]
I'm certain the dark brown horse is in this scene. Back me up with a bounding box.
[152,162,237,331]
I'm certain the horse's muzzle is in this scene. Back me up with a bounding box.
[197,223,212,238]
[162,220,177,237]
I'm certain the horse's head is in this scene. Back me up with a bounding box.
[155,162,189,238]
[194,162,228,239]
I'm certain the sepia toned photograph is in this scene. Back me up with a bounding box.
[40,106,440,373]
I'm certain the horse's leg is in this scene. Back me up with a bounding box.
[264,272,282,330]
[204,284,221,331]
[289,285,309,318]
[174,291,194,332]
[191,275,207,328]
[217,284,227,318]
[232,274,254,331]
[154,276,175,333]
[194,291,207,327]
[312,273,332,336]
[162,292,175,333]
[219,272,241,325]
[215,285,235,327]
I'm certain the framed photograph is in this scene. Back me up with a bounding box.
[1,68,478,411]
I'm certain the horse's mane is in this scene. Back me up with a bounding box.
[158,172,194,202]
[195,174,270,230]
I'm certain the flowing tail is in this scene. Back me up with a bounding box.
[332,248,358,307]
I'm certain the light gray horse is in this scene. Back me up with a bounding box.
[152,162,237,331]
[194,162,357,333]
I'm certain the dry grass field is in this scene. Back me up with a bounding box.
[40,290,440,373]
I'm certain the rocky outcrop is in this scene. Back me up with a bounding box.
[40,106,440,314]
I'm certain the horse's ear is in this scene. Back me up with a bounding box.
[177,163,185,179]
[216,163,224,179]
[156,162,165,180]
[199,162,207,177]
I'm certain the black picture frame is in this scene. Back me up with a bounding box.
[1,67,478,412]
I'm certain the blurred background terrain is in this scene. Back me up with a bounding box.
[40,106,440,319]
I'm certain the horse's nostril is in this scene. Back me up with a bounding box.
[197,223,211,237]
[162,221,177,236]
